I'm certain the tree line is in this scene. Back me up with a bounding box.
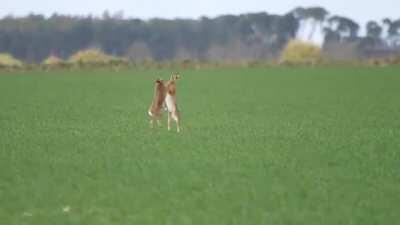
[0,7,399,63]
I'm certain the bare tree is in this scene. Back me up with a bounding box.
[125,41,153,62]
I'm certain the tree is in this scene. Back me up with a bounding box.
[382,18,400,46]
[292,7,328,41]
[326,16,360,42]
[125,41,153,61]
[366,21,382,39]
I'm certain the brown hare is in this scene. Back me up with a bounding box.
[148,78,166,128]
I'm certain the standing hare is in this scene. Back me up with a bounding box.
[148,78,166,128]
[165,73,181,132]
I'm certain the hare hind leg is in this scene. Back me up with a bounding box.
[172,112,180,132]
[176,119,180,132]
[149,118,154,128]
[167,112,172,131]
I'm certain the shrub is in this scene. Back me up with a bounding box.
[280,40,322,66]
[68,49,124,65]
[366,58,388,67]
[391,55,400,65]
[43,55,64,65]
[41,55,72,70]
[0,53,23,67]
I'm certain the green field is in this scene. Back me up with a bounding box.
[1,67,399,225]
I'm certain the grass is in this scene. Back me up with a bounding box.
[0,67,399,225]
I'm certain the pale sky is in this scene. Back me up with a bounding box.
[1,0,399,26]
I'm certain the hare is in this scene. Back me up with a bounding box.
[165,73,181,132]
[148,78,166,128]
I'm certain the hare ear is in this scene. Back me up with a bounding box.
[171,72,179,80]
